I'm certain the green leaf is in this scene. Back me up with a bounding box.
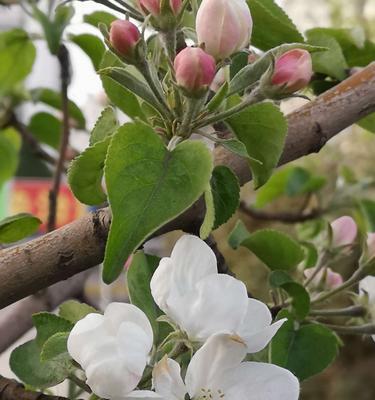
[100,51,146,120]
[359,199,375,232]
[0,29,36,95]
[40,332,70,363]
[31,88,86,129]
[270,271,310,320]
[90,106,119,145]
[68,137,111,206]
[100,66,163,116]
[286,167,326,196]
[28,112,61,149]
[10,340,71,389]
[59,300,99,323]
[127,252,160,337]
[247,0,303,51]
[103,122,213,283]
[32,313,73,348]
[241,229,305,270]
[70,33,105,70]
[306,29,348,80]
[206,82,228,112]
[228,220,250,250]
[0,213,41,244]
[0,128,20,187]
[200,186,215,240]
[225,101,288,188]
[219,138,262,163]
[358,113,375,134]
[210,166,240,230]
[84,11,117,28]
[271,318,339,381]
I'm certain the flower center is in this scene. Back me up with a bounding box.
[197,388,225,400]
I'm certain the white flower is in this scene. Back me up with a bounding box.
[153,333,300,400]
[67,302,159,400]
[150,235,285,352]
[359,276,375,342]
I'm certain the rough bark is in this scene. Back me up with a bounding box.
[0,64,374,309]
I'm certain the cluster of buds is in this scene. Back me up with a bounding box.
[138,0,183,30]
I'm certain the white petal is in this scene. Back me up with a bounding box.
[150,257,174,314]
[105,302,153,346]
[170,274,248,341]
[153,356,187,400]
[221,362,300,400]
[237,299,286,353]
[185,333,247,398]
[170,235,217,296]
[123,390,162,400]
[67,313,106,366]
[86,356,141,398]
[359,276,375,304]
[116,321,152,377]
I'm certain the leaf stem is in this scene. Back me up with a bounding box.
[324,323,375,335]
[310,305,367,317]
[68,374,92,394]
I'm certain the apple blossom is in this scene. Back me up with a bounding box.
[174,47,216,95]
[359,276,375,341]
[67,302,157,399]
[150,235,285,353]
[110,20,141,59]
[304,267,343,289]
[153,333,300,400]
[196,0,253,60]
[138,0,182,17]
[330,216,357,248]
[271,49,313,93]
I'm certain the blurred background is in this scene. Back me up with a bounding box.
[0,0,374,398]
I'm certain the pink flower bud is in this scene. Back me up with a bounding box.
[304,267,343,290]
[272,49,313,93]
[367,233,375,260]
[138,0,182,17]
[109,20,141,58]
[196,0,253,60]
[331,216,358,248]
[174,47,216,94]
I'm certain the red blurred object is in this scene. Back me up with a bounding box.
[9,179,86,232]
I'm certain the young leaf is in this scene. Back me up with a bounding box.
[103,122,213,283]
[32,313,73,348]
[225,101,288,188]
[241,229,305,270]
[127,252,160,337]
[271,317,339,381]
[228,220,250,250]
[358,113,375,134]
[0,128,20,188]
[0,213,41,243]
[69,33,105,70]
[0,29,36,95]
[68,136,111,206]
[247,0,303,51]
[206,82,229,112]
[28,112,61,149]
[40,332,70,363]
[59,300,99,323]
[84,11,117,28]
[210,166,240,229]
[90,106,119,145]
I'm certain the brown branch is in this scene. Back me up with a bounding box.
[239,201,322,224]
[0,270,91,354]
[0,375,69,400]
[0,64,374,309]
[47,45,71,232]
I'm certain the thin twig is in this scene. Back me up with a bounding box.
[239,201,322,224]
[47,44,71,232]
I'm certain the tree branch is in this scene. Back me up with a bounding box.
[0,64,374,309]
[0,375,69,400]
[47,44,71,232]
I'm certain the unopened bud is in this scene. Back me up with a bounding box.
[271,49,313,94]
[331,216,358,248]
[109,19,141,60]
[367,233,375,261]
[138,0,182,16]
[196,0,252,60]
[174,47,216,96]
[304,267,343,290]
